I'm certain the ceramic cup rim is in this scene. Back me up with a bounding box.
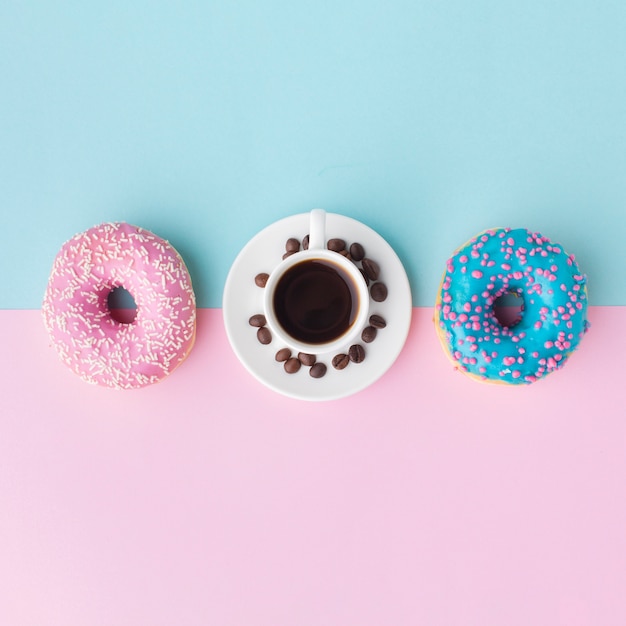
[263,247,370,355]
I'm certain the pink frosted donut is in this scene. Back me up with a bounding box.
[43,222,196,389]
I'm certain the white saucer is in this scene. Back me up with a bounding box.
[222,212,412,401]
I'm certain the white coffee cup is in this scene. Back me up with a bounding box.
[263,209,370,355]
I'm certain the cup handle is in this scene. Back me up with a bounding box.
[308,208,326,250]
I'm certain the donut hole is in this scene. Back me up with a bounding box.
[107,286,137,324]
[493,291,524,328]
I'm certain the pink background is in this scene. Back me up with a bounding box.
[1,307,625,625]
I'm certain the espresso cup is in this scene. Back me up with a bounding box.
[263,209,370,355]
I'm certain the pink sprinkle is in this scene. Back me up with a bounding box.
[471,270,483,279]
[544,341,553,348]
[503,356,516,366]
[512,370,521,379]
[459,255,468,263]
[463,302,472,312]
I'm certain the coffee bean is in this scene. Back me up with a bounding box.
[257,327,272,344]
[370,282,388,302]
[332,354,350,370]
[284,357,301,374]
[349,242,365,262]
[309,362,327,378]
[275,348,291,362]
[327,238,346,252]
[369,314,387,329]
[255,273,269,288]
[302,234,309,250]
[361,326,377,343]
[285,238,300,253]
[338,249,351,259]
[361,258,380,281]
[359,268,370,286]
[282,250,297,260]
[349,344,366,363]
[249,314,266,327]
[298,352,316,366]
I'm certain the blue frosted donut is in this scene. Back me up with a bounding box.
[434,228,589,384]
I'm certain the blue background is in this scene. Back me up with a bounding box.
[2,0,625,308]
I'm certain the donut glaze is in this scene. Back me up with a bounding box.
[43,222,196,389]
[435,228,589,384]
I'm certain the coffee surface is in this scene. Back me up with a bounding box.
[273,259,358,344]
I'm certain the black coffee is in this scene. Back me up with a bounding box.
[273,259,359,344]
